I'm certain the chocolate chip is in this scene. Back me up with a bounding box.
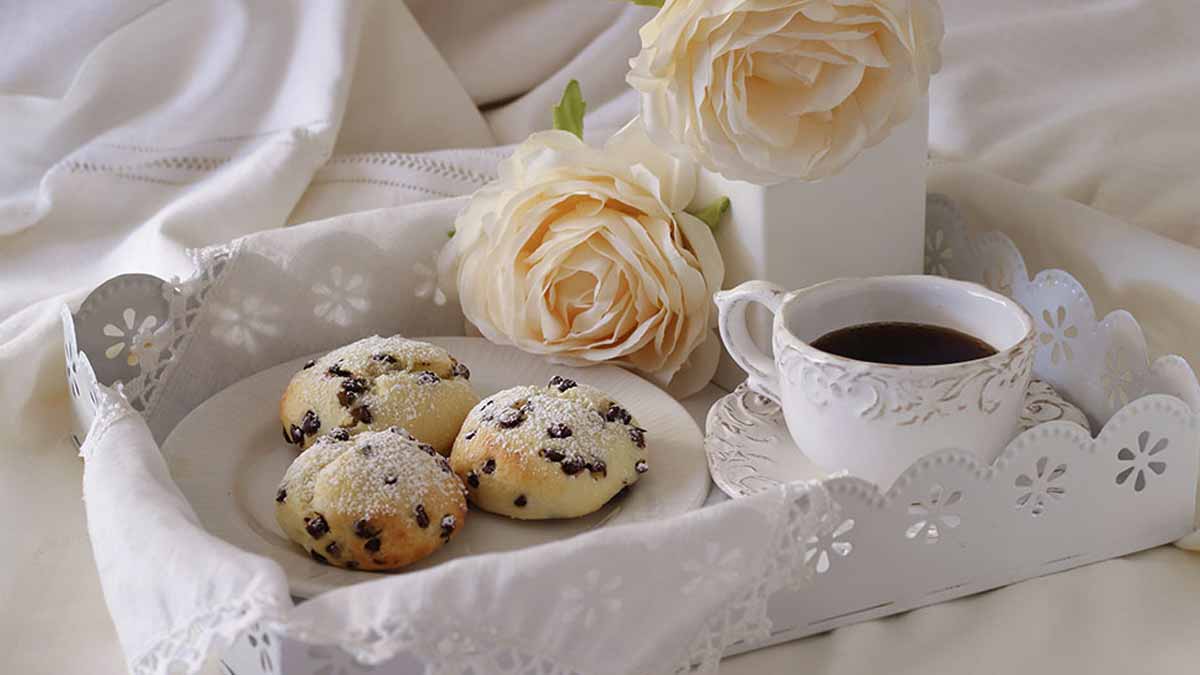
[418,443,436,456]
[549,375,577,392]
[451,360,471,380]
[482,458,496,474]
[437,457,452,473]
[310,550,329,565]
[350,405,373,425]
[464,430,477,441]
[354,519,380,538]
[303,359,316,370]
[540,448,565,463]
[466,471,479,488]
[496,407,526,429]
[358,444,373,457]
[275,487,287,503]
[416,371,440,385]
[547,423,572,439]
[341,376,369,400]
[588,460,607,477]
[345,560,360,569]
[439,515,456,541]
[629,426,646,449]
[338,378,369,407]
[514,495,527,507]
[289,425,304,445]
[329,428,351,441]
[364,537,382,553]
[635,460,649,474]
[605,404,632,424]
[415,504,430,528]
[325,541,341,558]
[561,457,585,475]
[372,353,397,364]
[327,362,352,378]
[301,410,321,436]
[482,399,495,409]
[305,514,329,539]
[383,475,397,485]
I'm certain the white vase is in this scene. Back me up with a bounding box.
[697,98,930,390]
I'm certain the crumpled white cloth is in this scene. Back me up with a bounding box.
[68,199,830,673]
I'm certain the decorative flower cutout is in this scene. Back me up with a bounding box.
[1116,431,1167,493]
[682,542,745,594]
[65,346,81,400]
[210,290,282,354]
[1039,306,1078,364]
[906,485,962,543]
[313,265,368,326]
[245,627,274,673]
[1100,346,1135,411]
[561,569,622,629]
[925,228,952,277]
[103,308,164,367]
[413,255,447,306]
[804,518,854,574]
[983,262,1014,298]
[1014,456,1066,517]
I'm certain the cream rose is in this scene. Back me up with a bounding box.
[438,122,725,395]
[628,0,944,184]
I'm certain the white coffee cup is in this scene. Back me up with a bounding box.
[715,276,1036,487]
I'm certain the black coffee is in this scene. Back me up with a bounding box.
[810,322,997,366]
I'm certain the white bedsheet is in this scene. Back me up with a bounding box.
[2,1,1199,673]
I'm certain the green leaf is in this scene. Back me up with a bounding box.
[630,0,665,6]
[447,228,455,238]
[552,80,586,139]
[687,197,731,231]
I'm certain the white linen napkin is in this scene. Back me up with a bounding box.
[70,197,832,674]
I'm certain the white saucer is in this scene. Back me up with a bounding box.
[163,337,709,597]
[705,379,1090,499]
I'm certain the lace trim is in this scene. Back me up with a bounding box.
[307,177,458,198]
[78,386,139,462]
[130,592,289,675]
[275,483,835,675]
[324,153,496,186]
[287,615,588,675]
[113,242,240,419]
[674,482,830,673]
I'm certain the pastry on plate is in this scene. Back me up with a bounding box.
[449,376,649,519]
[280,335,478,453]
[275,427,467,571]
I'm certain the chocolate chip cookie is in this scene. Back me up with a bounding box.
[275,428,467,571]
[280,335,478,454]
[449,377,648,519]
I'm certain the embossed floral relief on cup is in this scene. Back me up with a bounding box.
[776,336,1035,427]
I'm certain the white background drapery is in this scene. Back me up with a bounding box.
[3,1,1200,673]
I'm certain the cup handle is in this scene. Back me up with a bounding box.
[715,280,787,402]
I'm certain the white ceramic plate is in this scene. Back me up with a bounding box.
[163,337,708,597]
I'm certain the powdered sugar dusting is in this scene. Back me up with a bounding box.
[461,383,644,467]
[280,429,465,518]
[285,334,474,444]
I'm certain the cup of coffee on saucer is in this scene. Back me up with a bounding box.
[715,276,1036,488]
